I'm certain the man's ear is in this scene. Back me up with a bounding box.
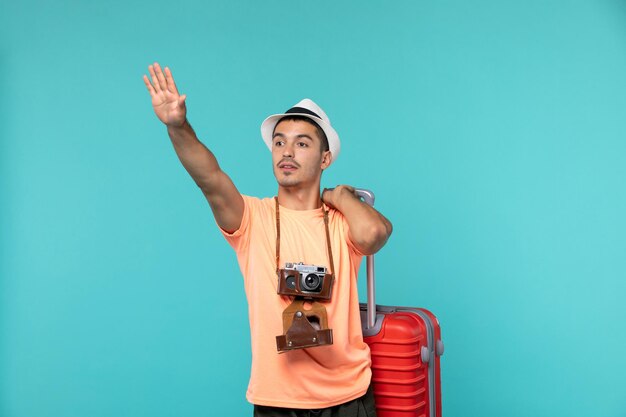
[320,151,332,170]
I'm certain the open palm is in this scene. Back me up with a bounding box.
[143,62,187,127]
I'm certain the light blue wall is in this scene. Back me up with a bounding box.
[1,1,625,416]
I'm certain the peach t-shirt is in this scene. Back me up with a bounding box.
[219,195,372,409]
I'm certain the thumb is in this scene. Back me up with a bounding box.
[178,94,187,105]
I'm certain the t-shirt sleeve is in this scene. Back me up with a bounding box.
[217,194,253,253]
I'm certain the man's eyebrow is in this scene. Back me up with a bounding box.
[272,133,314,141]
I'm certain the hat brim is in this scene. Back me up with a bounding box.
[261,113,340,164]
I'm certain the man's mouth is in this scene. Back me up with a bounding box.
[278,161,299,170]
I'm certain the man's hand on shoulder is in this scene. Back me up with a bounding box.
[321,185,357,210]
[322,185,393,256]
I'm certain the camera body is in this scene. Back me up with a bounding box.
[277,262,334,300]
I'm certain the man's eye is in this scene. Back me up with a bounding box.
[274,141,284,146]
[297,142,308,147]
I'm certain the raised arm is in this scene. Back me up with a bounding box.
[143,62,244,233]
[322,185,393,255]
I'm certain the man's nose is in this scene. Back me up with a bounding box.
[282,142,294,157]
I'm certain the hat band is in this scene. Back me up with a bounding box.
[285,106,321,120]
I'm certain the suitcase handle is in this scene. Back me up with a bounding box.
[354,188,377,330]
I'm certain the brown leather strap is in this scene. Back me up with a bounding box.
[275,197,280,276]
[323,208,335,276]
[274,196,334,275]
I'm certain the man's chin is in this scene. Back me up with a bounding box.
[276,178,300,188]
[273,171,297,187]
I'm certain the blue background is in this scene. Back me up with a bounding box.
[1,1,625,416]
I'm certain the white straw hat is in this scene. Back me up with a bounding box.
[260,98,341,165]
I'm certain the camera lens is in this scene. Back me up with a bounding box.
[302,274,322,292]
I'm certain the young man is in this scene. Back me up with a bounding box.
[143,62,392,416]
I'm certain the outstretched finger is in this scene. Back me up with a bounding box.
[164,67,180,95]
[148,64,162,93]
[153,62,169,93]
[143,74,156,96]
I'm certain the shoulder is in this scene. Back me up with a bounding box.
[240,195,277,220]
[327,207,349,236]
[327,207,366,256]
[220,195,273,239]
[327,206,347,224]
[242,195,274,208]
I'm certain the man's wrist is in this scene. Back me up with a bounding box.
[330,186,357,210]
[167,118,189,132]
[339,187,358,207]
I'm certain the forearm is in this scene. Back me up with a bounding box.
[167,119,222,191]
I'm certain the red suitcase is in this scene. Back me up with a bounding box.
[356,189,444,417]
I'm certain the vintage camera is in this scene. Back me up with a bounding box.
[277,262,334,301]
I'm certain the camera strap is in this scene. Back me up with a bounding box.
[274,197,335,278]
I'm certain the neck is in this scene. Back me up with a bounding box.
[277,183,323,210]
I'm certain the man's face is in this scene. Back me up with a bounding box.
[272,119,331,189]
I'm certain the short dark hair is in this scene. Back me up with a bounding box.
[273,115,329,153]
